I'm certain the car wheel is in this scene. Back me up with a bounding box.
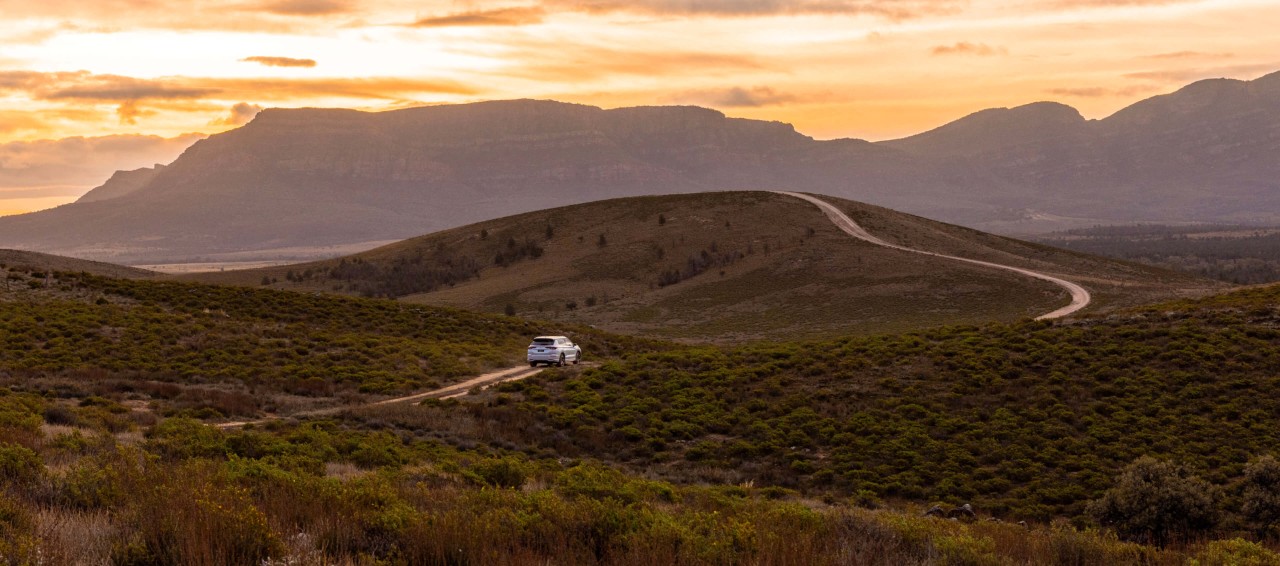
[530,362,538,368]
[558,354,565,367]
[573,350,581,365]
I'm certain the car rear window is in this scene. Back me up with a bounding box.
[532,338,555,345]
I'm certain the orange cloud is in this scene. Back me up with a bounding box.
[406,6,546,27]
[0,70,474,103]
[1124,64,1280,84]
[930,42,1007,56]
[241,56,317,67]
[550,0,964,19]
[1142,51,1234,60]
[1047,85,1159,98]
[675,86,798,108]
[0,133,203,191]
[257,0,352,15]
[211,102,264,126]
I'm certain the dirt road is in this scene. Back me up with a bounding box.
[216,364,543,429]
[776,191,1091,320]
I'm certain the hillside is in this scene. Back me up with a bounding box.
[3,71,1279,263]
[0,248,157,280]
[2,258,1280,563]
[187,191,1220,341]
[384,283,1280,525]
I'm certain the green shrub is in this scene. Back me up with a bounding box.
[0,444,43,486]
[1193,538,1280,566]
[1088,456,1219,547]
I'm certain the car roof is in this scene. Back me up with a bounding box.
[532,335,567,340]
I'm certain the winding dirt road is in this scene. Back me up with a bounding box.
[776,191,1090,320]
[216,365,543,429]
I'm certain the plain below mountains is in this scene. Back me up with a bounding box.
[2,71,1278,264]
[186,192,1219,341]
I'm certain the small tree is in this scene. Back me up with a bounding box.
[545,224,554,240]
[658,214,666,226]
[1088,456,1219,547]
[1243,455,1280,539]
[504,304,517,316]
[597,234,607,247]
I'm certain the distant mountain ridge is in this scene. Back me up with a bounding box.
[1,71,1278,263]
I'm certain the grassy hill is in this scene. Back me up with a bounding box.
[1,262,1279,563]
[0,248,157,280]
[186,191,1220,341]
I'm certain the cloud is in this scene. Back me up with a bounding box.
[406,6,546,27]
[930,42,1007,56]
[212,102,264,126]
[548,0,964,19]
[116,100,156,124]
[1142,51,1233,60]
[0,70,474,105]
[511,45,766,82]
[254,0,352,15]
[0,70,217,102]
[1047,85,1159,98]
[241,56,317,67]
[0,133,204,192]
[1123,64,1280,84]
[677,86,797,108]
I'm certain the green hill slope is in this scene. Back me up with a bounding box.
[187,191,1220,341]
[2,269,1278,562]
[422,283,1280,523]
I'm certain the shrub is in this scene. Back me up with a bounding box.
[0,444,43,487]
[1088,456,1219,547]
[473,457,528,489]
[1193,538,1280,566]
[1241,455,1280,538]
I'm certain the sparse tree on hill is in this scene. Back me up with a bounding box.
[1088,456,1219,547]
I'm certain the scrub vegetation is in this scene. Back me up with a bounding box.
[1,260,1279,563]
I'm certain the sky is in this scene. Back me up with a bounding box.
[1,0,1278,215]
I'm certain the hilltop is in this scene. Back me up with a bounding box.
[1,71,1278,262]
[187,191,1220,341]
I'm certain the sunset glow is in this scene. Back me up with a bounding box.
[2,0,1278,214]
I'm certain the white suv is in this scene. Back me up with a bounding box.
[527,336,581,367]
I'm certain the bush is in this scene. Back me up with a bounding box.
[1193,538,1280,566]
[1242,455,1280,538]
[473,457,528,489]
[1088,456,1219,547]
[0,444,43,487]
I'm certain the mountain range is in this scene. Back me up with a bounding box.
[1,71,1277,264]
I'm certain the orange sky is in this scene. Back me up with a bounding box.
[2,0,1278,215]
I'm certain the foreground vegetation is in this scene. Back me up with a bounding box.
[3,388,1277,565]
[0,267,649,418]
[3,261,1280,562]
[378,285,1280,537]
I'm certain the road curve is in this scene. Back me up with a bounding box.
[775,191,1090,321]
[216,365,544,429]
